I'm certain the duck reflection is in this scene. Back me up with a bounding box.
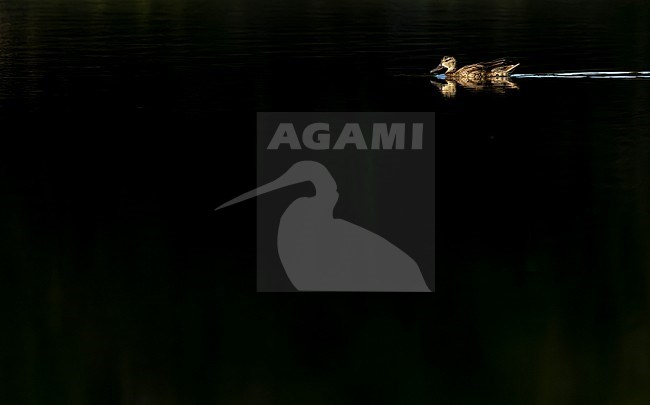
[431,75,519,97]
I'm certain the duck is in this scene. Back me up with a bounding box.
[430,56,520,80]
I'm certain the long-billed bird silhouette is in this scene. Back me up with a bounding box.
[216,161,430,291]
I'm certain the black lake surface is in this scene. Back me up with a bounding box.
[1,0,649,403]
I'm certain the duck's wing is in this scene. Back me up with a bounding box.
[477,58,520,75]
[475,58,509,69]
[456,58,519,77]
[455,63,488,76]
[456,58,506,72]
[496,63,520,74]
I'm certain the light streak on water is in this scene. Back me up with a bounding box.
[429,71,650,80]
[512,71,650,79]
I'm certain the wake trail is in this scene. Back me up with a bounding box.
[512,71,650,79]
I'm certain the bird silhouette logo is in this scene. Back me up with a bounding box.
[216,160,431,292]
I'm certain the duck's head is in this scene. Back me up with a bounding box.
[430,56,456,74]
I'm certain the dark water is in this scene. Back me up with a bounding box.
[1,0,649,403]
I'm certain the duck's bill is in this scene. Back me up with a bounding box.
[430,64,444,74]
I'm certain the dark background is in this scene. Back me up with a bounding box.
[1,0,649,403]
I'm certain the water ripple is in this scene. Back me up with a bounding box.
[513,71,650,79]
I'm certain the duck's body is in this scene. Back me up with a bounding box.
[431,56,519,80]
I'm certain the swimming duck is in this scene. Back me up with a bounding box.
[430,56,519,80]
